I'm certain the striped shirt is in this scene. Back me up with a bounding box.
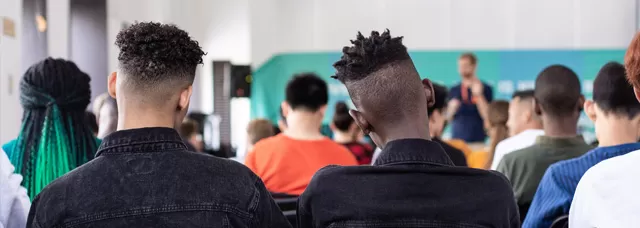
[523,142,640,228]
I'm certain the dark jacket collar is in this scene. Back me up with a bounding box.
[373,138,454,166]
[96,127,187,156]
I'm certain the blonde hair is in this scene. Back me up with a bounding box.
[247,119,275,145]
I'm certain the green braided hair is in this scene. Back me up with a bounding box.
[10,58,98,198]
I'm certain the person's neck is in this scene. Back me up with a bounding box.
[117,107,176,131]
[284,111,325,140]
[541,115,579,138]
[596,117,640,147]
[461,77,477,85]
[379,123,430,148]
[333,131,354,144]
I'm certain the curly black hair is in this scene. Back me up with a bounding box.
[331,30,425,126]
[332,29,410,83]
[115,22,205,89]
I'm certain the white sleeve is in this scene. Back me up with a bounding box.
[490,142,506,170]
[569,169,597,228]
[0,149,30,228]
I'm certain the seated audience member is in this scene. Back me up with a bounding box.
[298,30,519,227]
[331,101,375,165]
[247,118,275,151]
[469,100,510,169]
[524,62,640,227]
[497,65,593,220]
[569,32,640,227]
[179,119,202,152]
[97,96,118,138]
[26,22,290,227]
[85,111,99,136]
[2,58,101,199]
[427,83,467,166]
[0,147,29,228]
[490,90,543,170]
[246,73,358,195]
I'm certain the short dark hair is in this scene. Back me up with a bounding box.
[179,119,199,138]
[428,83,448,116]
[115,22,205,101]
[332,101,354,131]
[593,62,640,118]
[285,73,328,111]
[332,30,421,124]
[459,52,477,65]
[534,65,582,117]
[512,89,535,100]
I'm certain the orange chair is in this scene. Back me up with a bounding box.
[467,149,490,169]
[445,139,473,158]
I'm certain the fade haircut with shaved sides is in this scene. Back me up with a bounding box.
[332,30,425,125]
[115,22,205,104]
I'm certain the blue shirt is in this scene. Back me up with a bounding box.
[523,142,640,228]
[448,82,493,142]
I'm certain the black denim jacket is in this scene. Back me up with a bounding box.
[298,139,520,228]
[26,127,291,228]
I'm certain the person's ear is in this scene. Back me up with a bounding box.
[107,72,117,98]
[318,104,328,116]
[422,78,435,107]
[329,122,336,131]
[281,102,290,118]
[584,100,597,122]
[349,109,371,135]
[533,98,542,115]
[178,85,193,111]
[577,95,585,112]
[635,87,640,103]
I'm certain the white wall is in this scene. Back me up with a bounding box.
[250,0,637,68]
[70,0,108,99]
[0,0,24,144]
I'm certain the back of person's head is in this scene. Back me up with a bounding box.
[97,96,118,138]
[428,83,449,138]
[332,101,355,132]
[332,30,434,148]
[179,119,199,139]
[284,73,328,113]
[591,62,640,118]
[534,65,583,118]
[10,58,98,198]
[507,90,540,136]
[112,22,205,127]
[487,101,510,160]
[247,119,275,146]
[625,31,640,96]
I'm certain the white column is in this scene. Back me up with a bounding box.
[0,0,24,144]
[47,0,70,58]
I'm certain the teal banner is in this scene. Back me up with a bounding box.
[251,50,625,142]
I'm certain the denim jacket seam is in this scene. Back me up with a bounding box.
[248,178,263,226]
[59,204,252,227]
[98,147,186,156]
[98,140,185,152]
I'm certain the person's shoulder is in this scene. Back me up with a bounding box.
[462,168,514,194]
[502,145,539,162]
[250,134,286,153]
[586,149,640,177]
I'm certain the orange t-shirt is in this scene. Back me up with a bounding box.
[245,134,358,195]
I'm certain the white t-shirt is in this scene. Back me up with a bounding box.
[569,149,640,228]
[0,150,30,228]
[490,129,544,170]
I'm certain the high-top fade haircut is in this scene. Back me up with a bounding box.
[115,22,205,103]
[332,30,424,125]
[593,62,640,118]
[534,65,582,117]
[285,73,328,112]
[10,58,98,198]
[428,83,448,117]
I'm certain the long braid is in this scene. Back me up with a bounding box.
[10,58,97,198]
